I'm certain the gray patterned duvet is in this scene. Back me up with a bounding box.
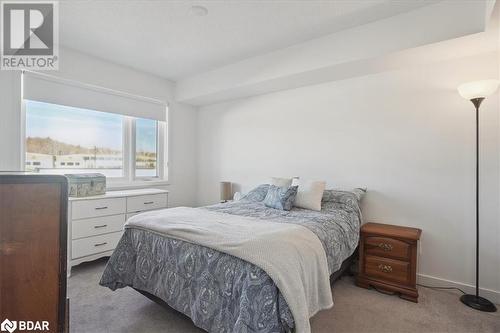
[100,188,362,333]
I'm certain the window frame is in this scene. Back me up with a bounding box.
[128,117,168,182]
[21,99,169,188]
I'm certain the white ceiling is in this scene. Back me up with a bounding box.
[59,0,441,81]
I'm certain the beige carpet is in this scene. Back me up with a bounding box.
[69,258,500,333]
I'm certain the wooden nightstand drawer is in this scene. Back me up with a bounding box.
[365,255,410,285]
[357,222,421,302]
[365,236,410,260]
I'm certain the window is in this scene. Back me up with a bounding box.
[24,99,167,184]
[25,100,124,177]
[135,118,158,178]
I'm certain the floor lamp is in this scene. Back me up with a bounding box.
[457,79,499,312]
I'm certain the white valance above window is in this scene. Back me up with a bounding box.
[23,71,167,121]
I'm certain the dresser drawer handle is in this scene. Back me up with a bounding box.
[378,264,393,273]
[94,224,108,229]
[378,243,393,251]
[95,206,108,210]
[144,201,154,205]
[94,242,108,247]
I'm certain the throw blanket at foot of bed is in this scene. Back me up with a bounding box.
[125,207,333,333]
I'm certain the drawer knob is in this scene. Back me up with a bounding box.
[378,243,393,251]
[95,206,108,210]
[144,201,154,205]
[378,264,393,273]
[94,224,108,229]
[94,242,108,247]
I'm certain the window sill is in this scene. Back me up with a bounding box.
[107,180,170,191]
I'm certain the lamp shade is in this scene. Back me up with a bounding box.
[457,80,499,100]
[220,182,232,201]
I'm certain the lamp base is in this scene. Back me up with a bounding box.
[460,294,497,312]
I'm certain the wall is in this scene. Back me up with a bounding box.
[0,47,198,207]
[197,51,500,301]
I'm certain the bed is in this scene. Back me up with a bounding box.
[99,186,363,333]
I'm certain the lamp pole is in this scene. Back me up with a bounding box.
[471,97,483,298]
[458,96,496,312]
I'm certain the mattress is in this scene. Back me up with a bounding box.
[100,190,362,332]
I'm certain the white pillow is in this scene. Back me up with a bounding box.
[271,177,293,188]
[294,180,326,211]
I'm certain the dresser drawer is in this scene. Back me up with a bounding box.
[71,232,122,259]
[365,255,410,285]
[126,212,140,221]
[72,214,126,239]
[365,236,410,260]
[127,193,167,213]
[72,198,126,220]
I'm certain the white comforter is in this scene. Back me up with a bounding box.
[126,206,333,333]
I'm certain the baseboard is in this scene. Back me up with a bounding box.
[417,273,500,305]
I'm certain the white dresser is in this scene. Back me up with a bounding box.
[68,188,168,274]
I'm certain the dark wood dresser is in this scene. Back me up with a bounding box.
[357,222,422,302]
[0,174,68,332]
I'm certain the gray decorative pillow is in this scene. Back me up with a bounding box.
[321,188,366,211]
[263,185,298,211]
[241,184,270,202]
[321,188,366,214]
[322,188,366,203]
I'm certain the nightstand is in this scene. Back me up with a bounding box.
[356,222,422,302]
